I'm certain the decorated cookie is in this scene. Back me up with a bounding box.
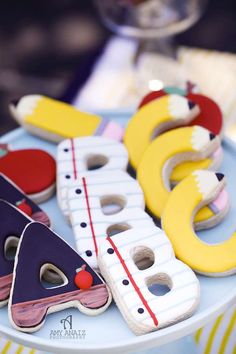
[124,94,200,170]
[57,137,128,218]
[0,174,50,226]
[9,222,112,333]
[67,170,155,269]
[98,226,200,335]
[137,126,228,229]
[0,144,56,203]
[138,88,223,136]
[0,200,31,307]
[10,95,124,143]
[171,145,222,185]
[162,170,236,276]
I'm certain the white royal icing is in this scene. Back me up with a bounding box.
[191,126,213,151]
[98,226,199,334]
[16,95,42,120]
[169,95,194,120]
[67,171,155,269]
[57,136,129,217]
[193,170,223,200]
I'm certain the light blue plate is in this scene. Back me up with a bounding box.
[0,112,236,354]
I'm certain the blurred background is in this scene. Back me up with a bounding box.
[1,0,236,134]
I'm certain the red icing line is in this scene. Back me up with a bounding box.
[82,177,98,256]
[70,139,77,179]
[107,237,158,327]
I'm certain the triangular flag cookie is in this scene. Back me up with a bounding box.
[9,222,111,332]
[0,200,31,307]
[0,174,50,226]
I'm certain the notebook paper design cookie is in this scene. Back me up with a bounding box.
[67,171,155,269]
[0,174,50,226]
[9,222,112,333]
[124,94,200,170]
[138,89,223,136]
[98,226,200,335]
[137,126,227,229]
[10,95,124,143]
[57,137,128,218]
[0,144,56,203]
[0,200,31,307]
[162,170,236,276]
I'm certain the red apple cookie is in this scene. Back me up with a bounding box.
[0,144,56,203]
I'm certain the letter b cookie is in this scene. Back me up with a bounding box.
[98,227,200,335]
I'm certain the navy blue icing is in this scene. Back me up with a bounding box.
[0,174,41,214]
[12,222,104,304]
[0,200,30,277]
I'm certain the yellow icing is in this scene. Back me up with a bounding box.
[25,96,101,138]
[171,158,212,182]
[162,173,236,274]
[124,96,175,169]
[137,126,214,222]
[124,95,213,180]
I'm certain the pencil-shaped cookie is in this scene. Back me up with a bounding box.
[10,95,124,143]
[124,94,200,170]
[162,170,236,276]
[137,126,228,229]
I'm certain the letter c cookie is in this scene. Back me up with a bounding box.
[162,170,236,276]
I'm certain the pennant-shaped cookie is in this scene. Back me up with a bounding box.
[0,200,31,307]
[9,222,112,332]
[0,174,50,226]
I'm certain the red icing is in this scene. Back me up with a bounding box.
[82,177,98,256]
[16,199,32,216]
[138,91,223,136]
[138,90,166,108]
[70,139,77,179]
[74,265,93,290]
[107,237,159,327]
[187,93,223,135]
[0,149,56,195]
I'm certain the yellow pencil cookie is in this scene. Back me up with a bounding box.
[124,94,221,182]
[162,170,235,276]
[124,94,200,170]
[10,95,124,143]
[137,126,227,229]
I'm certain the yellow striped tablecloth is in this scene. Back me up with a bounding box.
[195,307,236,354]
[0,337,44,354]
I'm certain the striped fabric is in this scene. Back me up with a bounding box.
[195,306,236,354]
[0,337,44,354]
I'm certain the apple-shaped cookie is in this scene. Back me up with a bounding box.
[0,144,56,203]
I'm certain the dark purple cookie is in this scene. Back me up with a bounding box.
[10,222,111,332]
[0,200,31,306]
[0,174,50,226]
